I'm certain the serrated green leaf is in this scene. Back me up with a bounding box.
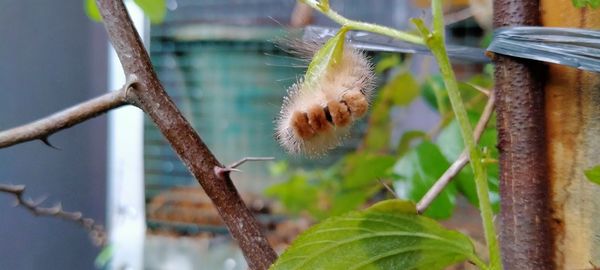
[305,27,349,85]
[584,165,600,185]
[134,0,166,24]
[84,0,102,22]
[342,153,396,188]
[393,141,456,219]
[271,200,479,270]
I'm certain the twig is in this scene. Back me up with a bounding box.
[95,1,278,268]
[0,183,106,246]
[0,88,128,148]
[377,178,398,198]
[215,157,276,177]
[416,90,496,214]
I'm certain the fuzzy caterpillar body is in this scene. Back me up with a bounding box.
[276,38,375,156]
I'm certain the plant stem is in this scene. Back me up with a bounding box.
[423,0,502,268]
[302,0,501,268]
[299,0,424,45]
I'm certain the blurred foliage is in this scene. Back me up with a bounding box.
[584,165,600,185]
[267,53,497,221]
[572,0,600,8]
[84,0,167,24]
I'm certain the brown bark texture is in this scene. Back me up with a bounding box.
[492,0,555,269]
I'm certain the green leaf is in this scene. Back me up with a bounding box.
[421,75,448,112]
[572,0,600,8]
[84,0,102,22]
[436,115,500,212]
[374,54,401,73]
[584,165,600,185]
[265,174,319,215]
[94,244,114,268]
[396,130,427,156]
[393,141,456,219]
[381,72,420,106]
[342,153,396,188]
[305,27,349,85]
[271,200,480,270]
[134,0,167,24]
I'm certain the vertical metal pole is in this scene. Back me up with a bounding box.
[492,1,555,268]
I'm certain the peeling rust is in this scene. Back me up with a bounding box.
[493,0,555,268]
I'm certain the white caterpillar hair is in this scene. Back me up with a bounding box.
[275,36,375,157]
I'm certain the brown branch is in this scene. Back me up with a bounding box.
[95,1,277,269]
[416,90,495,214]
[0,183,106,246]
[0,88,128,148]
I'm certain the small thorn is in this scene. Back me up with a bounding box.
[40,137,60,150]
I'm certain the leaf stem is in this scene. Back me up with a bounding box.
[299,0,424,45]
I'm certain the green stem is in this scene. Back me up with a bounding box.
[470,255,490,270]
[423,1,502,269]
[302,0,501,268]
[299,0,424,45]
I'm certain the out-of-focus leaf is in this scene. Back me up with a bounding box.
[436,114,500,212]
[268,160,289,177]
[342,153,396,188]
[393,141,456,219]
[421,75,448,112]
[584,165,600,185]
[271,200,479,270]
[305,27,348,84]
[134,0,167,24]
[382,72,420,106]
[95,244,114,269]
[265,174,319,215]
[363,72,420,152]
[572,0,600,8]
[396,130,427,156]
[375,53,401,73]
[84,0,102,22]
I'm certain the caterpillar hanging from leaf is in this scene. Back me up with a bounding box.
[276,27,375,156]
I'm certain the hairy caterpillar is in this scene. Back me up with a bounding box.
[276,28,375,156]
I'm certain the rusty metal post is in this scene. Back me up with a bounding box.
[492,1,555,268]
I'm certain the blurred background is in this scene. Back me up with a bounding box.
[0,0,493,269]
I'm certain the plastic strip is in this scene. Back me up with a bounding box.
[487,26,600,72]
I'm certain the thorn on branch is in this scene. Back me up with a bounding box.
[0,183,107,246]
[214,157,276,178]
[40,137,60,150]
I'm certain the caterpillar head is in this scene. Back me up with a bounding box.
[276,28,375,157]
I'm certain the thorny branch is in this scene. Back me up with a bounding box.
[0,87,129,149]
[416,90,496,214]
[95,0,277,269]
[0,183,106,246]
